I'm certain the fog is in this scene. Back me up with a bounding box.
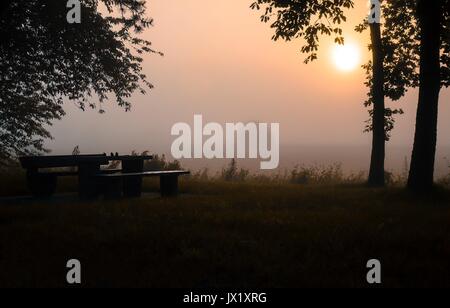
[46,0,450,176]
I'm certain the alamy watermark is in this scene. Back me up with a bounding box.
[66,259,81,284]
[67,0,81,24]
[366,259,382,284]
[171,115,280,170]
[368,0,381,24]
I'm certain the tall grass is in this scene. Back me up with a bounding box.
[0,158,448,198]
[190,160,417,187]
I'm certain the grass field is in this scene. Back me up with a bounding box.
[1,174,450,287]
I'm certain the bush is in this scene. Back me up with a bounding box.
[290,163,345,185]
[221,159,249,182]
[143,153,182,171]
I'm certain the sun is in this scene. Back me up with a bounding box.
[332,43,361,72]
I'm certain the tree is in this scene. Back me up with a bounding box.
[251,0,410,187]
[355,0,420,186]
[0,0,160,165]
[407,0,447,191]
[367,1,386,187]
[369,0,449,191]
[356,0,449,191]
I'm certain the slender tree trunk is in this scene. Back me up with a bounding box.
[407,0,442,192]
[368,22,386,187]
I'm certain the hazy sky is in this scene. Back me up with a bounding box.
[47,0,450,158]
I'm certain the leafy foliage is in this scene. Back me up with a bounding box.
[440,0,450,87]
[357,0,418,140]
[357,0,449,139]
[250,0,354,63]
[0,0,160,163]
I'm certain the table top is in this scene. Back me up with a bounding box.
[108,155,153,161]
[19,154,153,169]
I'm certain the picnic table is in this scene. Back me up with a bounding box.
[19,154,189,199]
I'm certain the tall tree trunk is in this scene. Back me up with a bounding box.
[407,0,442,192]
[368,22,386,187]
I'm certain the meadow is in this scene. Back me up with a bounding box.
[1,168,450,287]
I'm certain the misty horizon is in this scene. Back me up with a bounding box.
[43,0,450,172]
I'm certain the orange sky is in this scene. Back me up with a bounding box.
[47,0,450,160]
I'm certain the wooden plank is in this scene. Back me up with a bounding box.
[40,171,79,177]
[19,154,109,169]
[111,155,153,161]
[20,154,154,169]
[38,169,122,177]
[94,170,190,178]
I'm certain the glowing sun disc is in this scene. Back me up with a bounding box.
[332,43,361,72]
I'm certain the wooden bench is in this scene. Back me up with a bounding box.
[20,154,111,198]
[94,170,191,198]
[19,154,159,199]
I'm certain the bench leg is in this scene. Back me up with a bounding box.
[27,170,57,198]
[122,160,144,198]
[160,175,179,197]
[100,177,123,199]
[123,175,143,198]
[78,164,101,200]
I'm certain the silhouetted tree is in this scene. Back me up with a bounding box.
[0,0,160,164]
[251,0,401,187]
[407,0,449,191]
[355,0,418,186]
[366,1,386,187]
[251,0,441,188]
[365,0,449,191]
